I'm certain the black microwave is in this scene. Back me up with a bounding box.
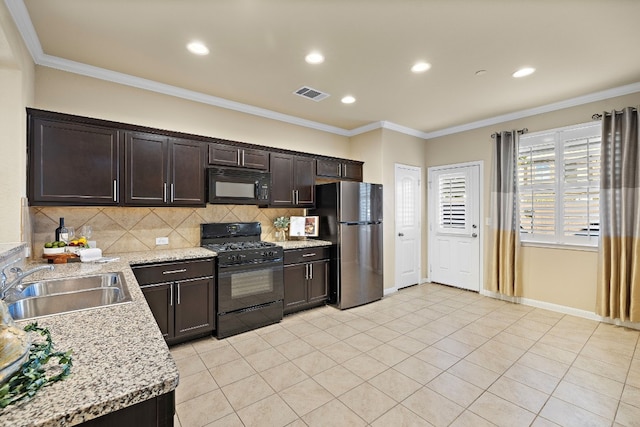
[207,167,271,205]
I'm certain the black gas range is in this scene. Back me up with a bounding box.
[201,222,284,338]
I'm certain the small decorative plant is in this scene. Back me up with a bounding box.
[273,217,290,242]
[273,216,290,230]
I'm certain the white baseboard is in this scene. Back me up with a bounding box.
[384,287,398,296]
[480,289,640,330]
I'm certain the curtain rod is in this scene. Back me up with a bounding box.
[593,107,638,120]
[490,128,528,139]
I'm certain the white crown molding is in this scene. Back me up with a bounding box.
[37,53,352,136]
[348,121,384,136]
[7,0,640,141]
[422,81,640,139]
[4,0,42,59]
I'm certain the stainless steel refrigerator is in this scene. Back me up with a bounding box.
[309,182,383,309]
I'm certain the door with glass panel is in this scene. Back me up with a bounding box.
[428,163,481,291]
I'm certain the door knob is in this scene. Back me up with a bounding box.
[472,233,478,238]
[398,233,404,237]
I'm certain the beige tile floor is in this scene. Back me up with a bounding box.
[169,283,640,427]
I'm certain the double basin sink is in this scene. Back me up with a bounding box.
[7,272,132,320]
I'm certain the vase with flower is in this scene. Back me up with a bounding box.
[273,216,290,242]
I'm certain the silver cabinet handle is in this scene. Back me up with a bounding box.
[242,150,245,166]
[338,163,342,176]
[162,268,187,275]
[309,263,313,280]
[113,180,118,202]
[237,149,241,166]
[170,183,175,203]
[305,264,309,280]
[163,182,167,203]
[169,284,173,306]
[302,253,316,257]
[177,282,181,305]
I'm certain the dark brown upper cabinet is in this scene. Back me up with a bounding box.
[28,117,121,205]
[208,142,269,170]
[316,159,363,181]
[270,153,315,207]
[124,132,205,207]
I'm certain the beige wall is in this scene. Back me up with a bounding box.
[0,2,34,244]
[350,128,428,290]
[425,92,640,313]
[34,67,351,159]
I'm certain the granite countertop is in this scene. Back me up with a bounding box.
[274,239,332,250]
[0,247,215,427]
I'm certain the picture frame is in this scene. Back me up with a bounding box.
[289,216,319,237]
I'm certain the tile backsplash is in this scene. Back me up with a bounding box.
[30,205,303,259]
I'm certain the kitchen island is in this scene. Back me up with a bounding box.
[0,246,214,427]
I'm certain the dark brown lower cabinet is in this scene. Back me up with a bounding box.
[79,391,174,427]
[283,247,329,314]
[133,258,215,345]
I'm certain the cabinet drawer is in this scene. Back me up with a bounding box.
[284,246,330,265]
[132,258,214,285]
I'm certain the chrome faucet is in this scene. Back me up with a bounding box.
[0,260,54,300]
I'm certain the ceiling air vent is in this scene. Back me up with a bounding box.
[294,86,330,102]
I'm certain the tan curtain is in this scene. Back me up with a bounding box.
[488,130,521,296]
[597,106,640,322]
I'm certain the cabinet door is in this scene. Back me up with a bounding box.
[141,284,174,339]
[208,142,240,167]
[294,156,316,207]
[342,163,363,181]
[241,148,270,170]
[29,118,120,205]
[174,277,215,339]
[316,159,341,178]
[124,132,168,205]
[269,153,295,206]
[283,264,307,313]
[308,260,329,303]
[170,139,206,206]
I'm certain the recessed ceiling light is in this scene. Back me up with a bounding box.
[411,61,431,73]
[512,67,535,78]
[305,52,325,64]
[187,41,209,56]
[341,95,356,104]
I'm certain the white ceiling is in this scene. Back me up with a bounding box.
[9,0,640,137]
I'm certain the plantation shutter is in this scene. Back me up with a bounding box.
[518,140,556,239]
[438,172,467,232]
[517,122,601,246]
[562,132,601,242]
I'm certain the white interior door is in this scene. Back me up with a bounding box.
[429,163,481,292]
[395,164,421,289]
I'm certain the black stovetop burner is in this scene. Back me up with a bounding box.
[200,222,283,265]
[204,240,276,252]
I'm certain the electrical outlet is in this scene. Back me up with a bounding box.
[156,237,169,245]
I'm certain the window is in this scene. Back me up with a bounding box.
[439,173,466,230]
[518,122,601,246]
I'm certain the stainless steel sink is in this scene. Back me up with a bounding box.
[18,273,123,298]
[7,272,132,320]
